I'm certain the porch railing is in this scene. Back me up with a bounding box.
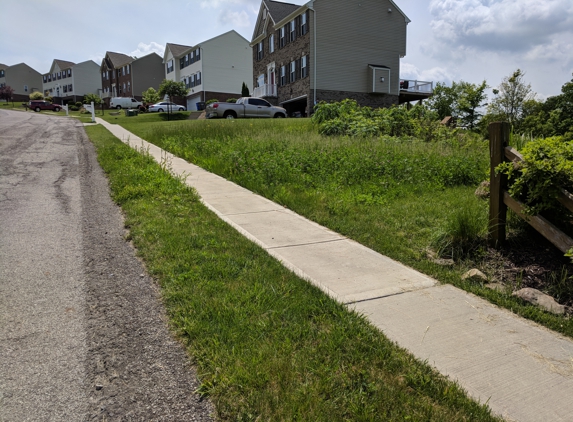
[399,79,433,93]
[253,84,277,98]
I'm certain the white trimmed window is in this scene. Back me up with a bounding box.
[257,41,264,61]
[290,61,296,83]
[269,34,275,53]
[290,20,296,42]
[301,12,308,35]
[280,65,286,86]
[301,55,307,79]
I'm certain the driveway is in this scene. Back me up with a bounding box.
[0,110,213,421]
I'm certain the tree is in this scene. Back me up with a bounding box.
[83,93,102,105]
[0,85,14,102]
[426,80,488,130]
[488,69,535,129]
[29,91,44,100]
[142,87,160,105]
[158,79,188,102]
[456,80,488,130]
[241,82,250,97]
[426,82,458,120]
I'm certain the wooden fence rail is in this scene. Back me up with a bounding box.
[488,122,573,253]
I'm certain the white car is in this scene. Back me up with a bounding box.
[148,102,186,112]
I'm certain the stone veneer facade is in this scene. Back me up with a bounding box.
[253,14,311,115]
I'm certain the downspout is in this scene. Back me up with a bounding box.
[201,47,205,103]
[308,1,317,107]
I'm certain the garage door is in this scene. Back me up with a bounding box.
[187,95,202,111]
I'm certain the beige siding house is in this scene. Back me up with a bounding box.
[251,0,430,116]
[164,30,253,111]
[42,59,101,103]
[0,63,43,101]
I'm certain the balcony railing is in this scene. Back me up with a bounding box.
[400,79,433,93]
[253,84,277,98]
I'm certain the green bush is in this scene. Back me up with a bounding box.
[226,98,237,103]
[206,99,218,105]
[498,136,573,220]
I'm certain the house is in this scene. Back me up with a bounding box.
[251,0,432,116]
[100,52,164,105]
[42,59,101,104]
[163,30,253,111]
[0,63,43,101]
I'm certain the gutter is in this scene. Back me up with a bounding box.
[307,1,316,106]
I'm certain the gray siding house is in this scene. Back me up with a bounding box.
[251,0,429,116]
[0,63,43,102]
[42,59,101,104]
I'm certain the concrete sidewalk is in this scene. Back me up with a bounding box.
[96,118,573,422]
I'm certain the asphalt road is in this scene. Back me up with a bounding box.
[0,110,213,421]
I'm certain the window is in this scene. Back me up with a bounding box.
[126,65,129,75]
[280,65,286,86]
[24,85,28,92]
[257,41,264,61]
[48,75,51,82]
[196,72,201,85]
[180,57,185,69]
[190,51,195,64]
[57,72,61,80]
[0,70,4,78]
[43,75,47,83]
[269,34,275,53]
[301,55,308,79]
[279,26,286,48]
[68,84,72,91]
[184,54,189,67]
[127,82,131,92]
[290,61,296,83]
[68,69,72,77]
[63,85,68,93]
[290,20,296,42]
[62,71,66,79]
[195,48,200,61]
[301,12,308,35]
[257,74,265,87]
[166,59,174,74]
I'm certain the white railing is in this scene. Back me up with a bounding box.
[253,84,277,98]
[400,80,433,93]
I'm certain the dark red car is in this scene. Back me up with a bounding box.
[29,100,62,112]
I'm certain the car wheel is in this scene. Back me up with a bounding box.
[35,107,41,112]
[116,105,122,110]
[158,108,164,112]
[224,112,236,119]
[54,107,61,112]
[274,113,285,118]
[178,107,184,111]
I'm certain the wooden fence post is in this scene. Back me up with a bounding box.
[489,122,510,248]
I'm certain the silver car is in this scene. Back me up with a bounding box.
[148,102,186,112]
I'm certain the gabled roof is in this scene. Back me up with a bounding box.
[105,51,134,69]
[0,63,8,70]
[265,0,300,23]
[166,43,193,58]
[54,59,75,71]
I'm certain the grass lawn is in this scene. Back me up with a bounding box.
[106,117,573,339]
[85,123,500,421]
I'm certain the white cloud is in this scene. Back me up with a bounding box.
[401,62,456,85]
[428,0,573,54]
[129,42,165,58]
[218,9,251,27]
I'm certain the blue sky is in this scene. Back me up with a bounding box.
[1,0,572,99]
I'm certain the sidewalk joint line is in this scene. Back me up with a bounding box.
[344,287,433,305]
[267,238,346,250]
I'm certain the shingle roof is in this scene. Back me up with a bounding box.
[166,43,193,58]
[105,51,134,68]
[264,0,301,23]
[54,59,75,70]
[0,63,7,70]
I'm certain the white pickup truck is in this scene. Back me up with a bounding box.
[206,97,287,119]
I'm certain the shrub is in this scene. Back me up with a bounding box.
[226,98,237,103]
[29,92,44,100]
[206,99,218,105]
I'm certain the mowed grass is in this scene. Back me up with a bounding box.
[111,118,573,338]
[85,124,499,421]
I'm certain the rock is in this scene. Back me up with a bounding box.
[475,181,490,199]
[462,269,488,282]
[433,258,455,267]
[512,288,566,315]
[95,384,103,390]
